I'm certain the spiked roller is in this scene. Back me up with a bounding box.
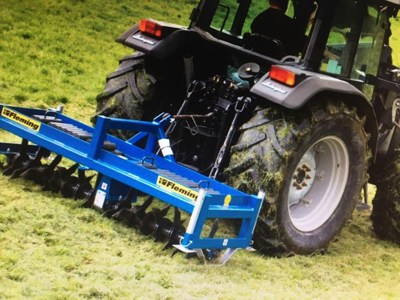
[0,104,264,263]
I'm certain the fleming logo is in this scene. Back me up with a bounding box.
[1,107,41,132]
[157,176,198,201]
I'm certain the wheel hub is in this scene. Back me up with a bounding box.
[287,136,349,232]
[289,151,316,207]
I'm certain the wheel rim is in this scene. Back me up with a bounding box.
[287,136,349,232]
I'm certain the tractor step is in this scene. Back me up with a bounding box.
[0,104,264,263]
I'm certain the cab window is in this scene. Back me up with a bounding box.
[211,1,240,34]
[320,1,386,81]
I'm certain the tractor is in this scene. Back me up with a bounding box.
[1,0,400,260]
[93,0,400,255]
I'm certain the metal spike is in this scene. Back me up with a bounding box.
[3,139,29,176]
[154,218,173,242]
[43,167,66,193]
[60,176,79,198]
[21,154,62,185]
[117,196,152,227]
[171,249,180,257]
[131,196,153,219]
[103,199,131,218]
[55,163,83,197]
[141,212,156,235]
[71,173,95,199]
[208,219,219,238]
[140,205,171,236]
[111,195,152,225]
[10,147,47,179]
[9,158,32,178]
[82,174,103,208]
[103,189,135,218]
[173,210,185,232]
[162,208,185,250]
[63,163,79,177]
[159,205,171,218]
[111,207,133,222]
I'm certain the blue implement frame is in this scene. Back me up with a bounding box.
[0,104,264,252]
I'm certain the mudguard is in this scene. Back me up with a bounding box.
[251,66,367,109]
[251,65,379,157]
[116,24,202,60]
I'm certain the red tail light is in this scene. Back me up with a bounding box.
[139,19,163,38]
[270,65,297,87]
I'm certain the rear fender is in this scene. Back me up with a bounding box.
[116,23,201,60]
[251,68,378,158]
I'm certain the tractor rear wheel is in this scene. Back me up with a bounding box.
[371,154,400,243]
[225,100,368,255]
[93,53,159,139]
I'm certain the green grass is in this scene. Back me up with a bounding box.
[0,0,194,120]
[391,17,400,66]
[1,1,400,299]
[1,177,399,299]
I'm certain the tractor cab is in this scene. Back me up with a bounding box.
[118,1,399,91]
[190,0,398,79]
[193,0,313,57]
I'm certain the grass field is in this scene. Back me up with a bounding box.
[1,1,400,299]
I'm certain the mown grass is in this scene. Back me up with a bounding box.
[1,175,399,299]
[0,0,195,119]
[1,1,400,299]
